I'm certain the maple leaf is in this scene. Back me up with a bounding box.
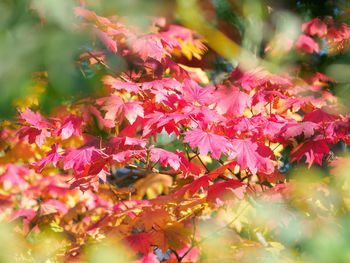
[142,78,182,92]
[112,150,146,163]
[229,115,264,135]
[55,114,83,140]
[214,84,252,117]
[96,94,144,124]
[230,67,268,91]
[82,105,115,129]
[302,18,328,37]
[183,129,231,159]
[173,175,212,197]
[182,78,215,105]
[281,121,319,139]
[290,137,330,168]
[183,105,226,129]
[296,35,319,53]
[142,111,188,139]
[32,144,63,172]
[259,115,295,140]
[152,222,192,252]
[259,170,285,184]
[162,57,189,81]
[303,108,337,123]
[104,137,147,155]
[102,75,140,93]
[132,35,170,61]
[207,180,246,206]
[20,108,51,129]
[228,139,275,175]
[139,208,172,231]
[125,232,153,255]
[325,121,350,144]
[125,137,148,148]
[63,147,101,174]
[176,150,204,176]
[17,126,51,147]
[150,148,181,170]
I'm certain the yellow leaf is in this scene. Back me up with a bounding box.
[133,173,173,199]
[178,64,209,84]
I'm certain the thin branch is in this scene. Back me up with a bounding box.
[217,159,242,180]
[171,249,182,263]
[194,152,210,173]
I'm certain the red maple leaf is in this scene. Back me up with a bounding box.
[303,108,337,123]
[17,126,51,147]
[142,111,188,139]
[173,175,212,197]
[290,137,330,168]
[125,232,153,255]
[207,180,246,206]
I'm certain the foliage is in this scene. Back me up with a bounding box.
[1,0,350,262]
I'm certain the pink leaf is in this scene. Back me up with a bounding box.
[63,147,101,174]
[302,18,327,37]
[102,76,140,93]
[229,139,275,175]
[55,114,82,140]
[150,148,181,170]
[183,79,215,105]
[0,164,29,190]
[214,84,252,117]
[183,129,230,159]
[281,121,319,138]
[32,144,63,172]
[296,35,319,53]
[20,108,51,129]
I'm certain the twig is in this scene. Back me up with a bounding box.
[171,249,181,262]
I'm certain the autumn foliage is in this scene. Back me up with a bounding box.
[1,1,350,262]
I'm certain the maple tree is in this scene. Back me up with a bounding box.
[1,0,350,262]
